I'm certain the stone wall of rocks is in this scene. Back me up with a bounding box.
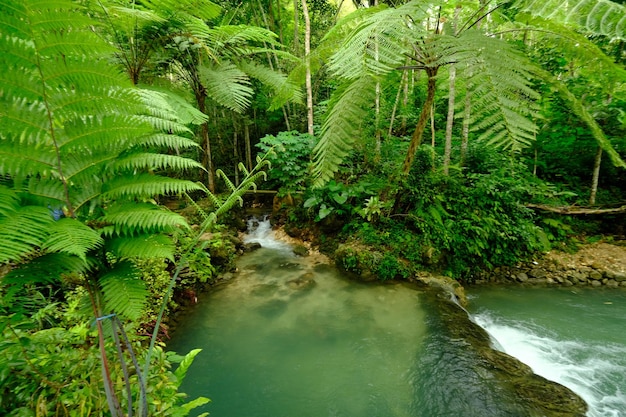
[475,259,626,288]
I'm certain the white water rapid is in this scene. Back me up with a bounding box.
[473,306,626,417]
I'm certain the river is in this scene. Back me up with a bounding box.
[167,218,625,416]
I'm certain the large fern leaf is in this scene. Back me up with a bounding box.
[100,262,148,322]
[312,76,378,186]
[199,62,254,113]
[101,203,189,236]
[2,253,89,285]
[105,234,175,262]
[42,218,104,262]
[455,30,541,151]
[516,0,626,40]
[0,206,54,264]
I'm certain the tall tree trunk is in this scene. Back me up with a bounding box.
[373,0,381,159]
[460,92,471,165]
[589,146,602,205]
[302,0,314,135]
[388,69,407,137]
[430,102,436,146]
[293,0,299,56]
[443,4,461,175]
[232,113,240,186]
[245,121,253,172]
[195,88,215,192]
[443,64,456,175]
[401,68,438,175]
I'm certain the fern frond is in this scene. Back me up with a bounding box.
[327,2,429,79]
[42,218,104,261]
[0,206,53,264]
[237,60,303,110]
[2,253,89,285]
[312,76,378,187]
[100,261,148,321]
[112,153,204,172]
[139,0,221,21]
[199,62,253,113]
[102,174,202,199]
[0,186,19,217]
[516,0,626,40]
[105,234,175,261]
[101,203,189,236]
[456,30,540,151]
[137,87,209,126]
[135,133,200,149]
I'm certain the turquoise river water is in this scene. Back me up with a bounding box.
[167,219,626,416]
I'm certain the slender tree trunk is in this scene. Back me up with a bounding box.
[373,0,381,158]
[460,92,471,165]
[401,68,438,175]
[302,0,314,135]
[430,102,436,146]
[443,64,456,175]
[589,146,602,205]
[195,88,215,192]
[401,69,410,134]
[443,5,461,175]
[232,113,240,186]
[388,70,407,137]
[293,0,299,56]
[245,121,252,172]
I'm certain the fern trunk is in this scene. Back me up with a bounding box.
[196,87,216,192]
[402,68,438,175]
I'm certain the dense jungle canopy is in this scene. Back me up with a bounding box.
[0,0,625,415]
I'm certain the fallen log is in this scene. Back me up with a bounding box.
[526,203,626,215]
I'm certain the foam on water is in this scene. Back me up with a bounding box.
[473,312,626,417]
[242,215,293,252]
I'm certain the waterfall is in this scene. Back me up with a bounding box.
[242,215,293,252]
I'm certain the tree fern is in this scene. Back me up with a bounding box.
[456,30,541,151]
[515,0,626,40]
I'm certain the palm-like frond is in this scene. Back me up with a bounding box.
[199,62,253,113]
[237,60,303,110]
[515,0,626,40]
[105,235,175,261]
[312,76,378,186]
[102,174,202,200]
[100,262,148,321]
[456,30,540,151]
[0,205,53,264]
[42,218,104,262]
[2,253,89,285]
[101,203,189,236]
[327,2,430,79]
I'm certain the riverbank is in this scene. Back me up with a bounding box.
[472,241,626,288]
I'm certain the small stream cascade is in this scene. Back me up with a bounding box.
[242,214,293,251]
[469,287,626,417]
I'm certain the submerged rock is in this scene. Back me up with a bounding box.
[286,273,316,290]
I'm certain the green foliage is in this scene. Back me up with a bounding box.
[256,131,316,193]
[303,180,372,221]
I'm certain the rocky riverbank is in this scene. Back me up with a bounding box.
[473,241,626,288]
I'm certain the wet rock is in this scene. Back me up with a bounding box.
[590,280,602,287]
[244,242,262,252]
[563,279,574,287]
[529,268,547,279]
[293,244,309,257]
[589,270,603,281]
[606,279,619,288]
[516,272,529,283]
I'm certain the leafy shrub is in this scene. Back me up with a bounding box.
[256,131,316,193]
